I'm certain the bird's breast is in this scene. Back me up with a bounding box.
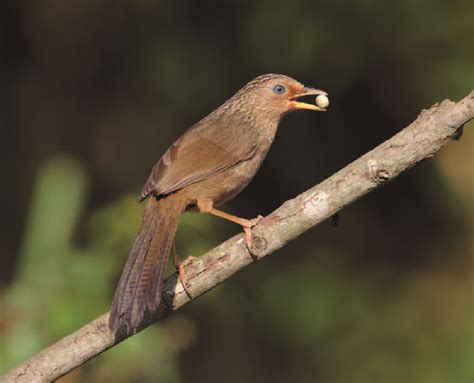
[185,120,279,206]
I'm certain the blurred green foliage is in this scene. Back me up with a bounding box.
[1,1,473,382]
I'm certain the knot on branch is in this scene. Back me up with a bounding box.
[367,159,390,184]
[249,235,268,259]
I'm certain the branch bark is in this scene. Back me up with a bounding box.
[2,91,473,383]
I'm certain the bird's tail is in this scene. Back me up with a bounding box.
[109,193,186,334]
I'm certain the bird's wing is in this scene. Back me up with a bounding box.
[141,114,258,200]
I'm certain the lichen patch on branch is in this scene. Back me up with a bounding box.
[302,191,330,221]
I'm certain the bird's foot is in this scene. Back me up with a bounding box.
[177,256,197,289]
[250,215,264,226]
[243,215,263,249]
[172,242,196,290]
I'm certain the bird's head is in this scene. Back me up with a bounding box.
[225,73,328,121]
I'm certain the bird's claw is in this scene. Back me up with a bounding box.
[243,215,263,249]
[249,215,264,227]
[178,256,197,289]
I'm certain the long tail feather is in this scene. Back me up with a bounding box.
[109,194,185,334]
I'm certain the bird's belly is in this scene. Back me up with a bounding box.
[185,153,266,207]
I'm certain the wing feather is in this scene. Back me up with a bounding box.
[141,114,258,200]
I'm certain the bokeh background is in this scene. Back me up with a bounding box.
[1,1,473,382]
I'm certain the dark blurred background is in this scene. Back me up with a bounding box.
[1,1,473,382]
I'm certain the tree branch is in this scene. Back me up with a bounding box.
[2,91,473,383]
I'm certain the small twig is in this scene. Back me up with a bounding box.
[1,91,473,383]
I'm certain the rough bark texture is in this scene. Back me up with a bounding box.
[1,91,473,383]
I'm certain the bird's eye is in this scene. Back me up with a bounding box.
[273,84,286,95]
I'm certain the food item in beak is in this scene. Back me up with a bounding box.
[315,94,329,109]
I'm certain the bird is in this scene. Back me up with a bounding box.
[109,73,328,335]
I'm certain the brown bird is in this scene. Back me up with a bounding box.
[109,74,327,334]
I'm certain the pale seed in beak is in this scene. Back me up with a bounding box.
[315,94,329,109]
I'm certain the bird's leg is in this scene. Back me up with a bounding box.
[197,199,262,248]
[171,241,186,285]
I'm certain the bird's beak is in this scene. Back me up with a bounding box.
[290,87,328,111]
